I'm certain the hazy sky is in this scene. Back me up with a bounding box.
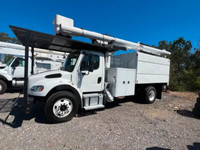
[1,0,200,51]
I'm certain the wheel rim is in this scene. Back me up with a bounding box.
[0,84,2,91]
[53,98,73,118]
[149,90,155,101]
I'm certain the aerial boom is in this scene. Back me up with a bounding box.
[53,15,171,56]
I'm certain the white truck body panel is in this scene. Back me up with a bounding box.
[0,47,29,56]
[106,68,136,97]
[137,53,170,84]
[0,41,67,61]
[111,52,170,85]
[35,60,62,73]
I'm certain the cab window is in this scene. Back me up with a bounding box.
[64,52,80,72]
[92,55,100,70]
[80,54,100,71]
[18,58,25,66]
[11,58,25,67]
[80,54,90,71]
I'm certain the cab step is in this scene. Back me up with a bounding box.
[83,93,105,111]
[84,105,105,110]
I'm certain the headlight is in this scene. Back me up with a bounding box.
[31,85,44,92]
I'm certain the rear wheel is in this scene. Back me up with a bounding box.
[0,80,7,94]
[45,91,79,123]
[144,86,157,104]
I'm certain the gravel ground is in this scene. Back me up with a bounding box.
[0,92,200,150]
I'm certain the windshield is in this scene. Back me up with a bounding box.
[63,52,80,72]
[6,57,14,66]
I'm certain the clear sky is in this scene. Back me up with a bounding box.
[1,0,200,52]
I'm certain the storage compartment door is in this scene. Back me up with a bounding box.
[125,70,136,96]
[115,69,126,97]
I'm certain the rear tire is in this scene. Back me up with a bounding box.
[144,86,157,104]
[45,91,79,123]
[0,80,7,94]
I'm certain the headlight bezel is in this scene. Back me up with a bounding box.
[31,85,44,92]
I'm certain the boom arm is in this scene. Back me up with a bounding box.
[53,15,171,56]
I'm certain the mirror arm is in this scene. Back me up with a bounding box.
[81,70,89,75]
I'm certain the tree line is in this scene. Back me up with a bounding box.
[0,32,20,44]
[157,38,200,91]
[0,32,200,91]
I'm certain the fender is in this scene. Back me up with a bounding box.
[0,71,12,81]
[0,75,8,81]
[46,84,83,108]
[29,77,84,108]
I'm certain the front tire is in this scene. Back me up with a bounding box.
[45,91,79,123]
[144,86,157,104]
[0,80,7,94]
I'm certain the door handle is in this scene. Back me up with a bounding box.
[97,77,102,84]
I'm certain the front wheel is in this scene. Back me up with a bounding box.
[0,80,7,94]
[45,91,79,123]
[144,86,157,104]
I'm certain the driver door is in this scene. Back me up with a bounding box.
[79,53,104,92]
[11,58,25,78]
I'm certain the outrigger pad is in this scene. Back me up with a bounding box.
[9,25,116,53]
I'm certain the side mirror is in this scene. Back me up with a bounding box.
[81,70,89,75]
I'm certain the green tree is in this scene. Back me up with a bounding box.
[0,32,21,63]
[158,40,172,51]
[171,38,193,91]
[157,37,193,91]
[0,32,20,44]
[4,54,13,64]
[189,46,200,91]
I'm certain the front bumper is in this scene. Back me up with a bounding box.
[28,95,47,102]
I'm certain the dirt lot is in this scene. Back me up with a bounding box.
[0,92,200,150]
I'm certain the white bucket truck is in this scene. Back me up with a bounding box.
[0,42,66,94]
[16,15,170,123]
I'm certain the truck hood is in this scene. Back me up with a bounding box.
[29,70,71,82]
[0,68,7,73]
[0,66,8,72]
[29,70,72,89]
[0,65,6,69]
[28,70,73,97]
[0,66,11,78]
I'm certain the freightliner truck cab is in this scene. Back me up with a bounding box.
[0,57,32,94]
[29,50,106,122]
[0,56,62,94]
